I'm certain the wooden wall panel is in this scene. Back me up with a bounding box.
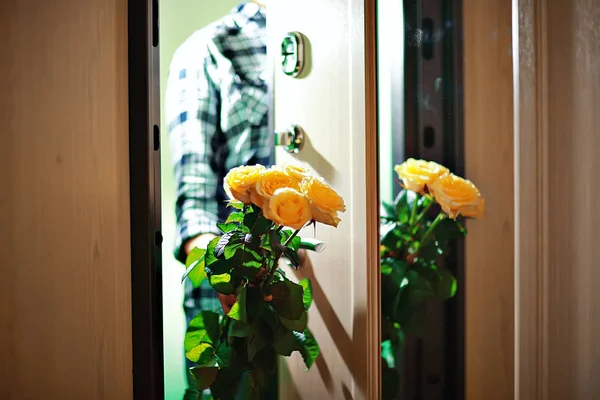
[0,1,132,399]
[462,1,515,399]
[516,1,600,399]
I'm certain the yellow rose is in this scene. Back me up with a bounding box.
[394,158,450,194]
[223,165,266,204]
[281,163,312,185]
[429,173,485,219]
[300,177,346,227]
[264,188,312,230]
[252,167,299,208]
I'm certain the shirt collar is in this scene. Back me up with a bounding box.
[229,2,266,29]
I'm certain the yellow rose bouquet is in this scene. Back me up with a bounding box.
[380,158,484,400]
[182,163,345,399]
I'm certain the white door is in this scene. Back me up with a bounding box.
[269,1,380,399]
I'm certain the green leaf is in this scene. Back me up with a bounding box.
[184,312,221,366]
[189,366,219,391]
[381,340,395,368]
[224,242,244,260]
[433,218,467,242]
[260,233,273,251]
[185,311,221,349]
[209,367,245,400]
[232,249,263,282]
[205,257,231,278]
[380,225,402,250]
[185,247,206,268]
[209,273,235,295]
[279,311,308,332]
[381,261,393,276]
[252,347,278,378]
[299,278,313,310]
[273,328,298,356]
[226,211,245,225]
[382,357,400,400]
[269,230,282,246]
[280,230,301,251]
[242,257,263,270]
[227,201,245,210]
[228,285,248,322]
[243,205,261,230]
[282,247,300,269]
[250,213,274,236]
[382,201,398,220]
[182,247,206,287]
[217,222,240,233]
[407,270,436,305]
[394,190,411,224]
[185,342,216,365]
[417,242,442,262]
[295,328,320,371]
[401,303,426,336]
[204,237,223,267]
[215,342,232,368]
[228,319,254,338]
[245,285,265,321]
[261,306,282,331]
[269,279,305,320]
[432,265,457,300]
[413,264,441,284]
[382,258,408,288]
[247,324,267,361]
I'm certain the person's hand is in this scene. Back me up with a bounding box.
[184,233,217,255]
[218,292,237,315]
[298,249,308,266]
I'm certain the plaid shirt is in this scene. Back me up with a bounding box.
[166,2,272,314]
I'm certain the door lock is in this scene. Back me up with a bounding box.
[280,32,305,77]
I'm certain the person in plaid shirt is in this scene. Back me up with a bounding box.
[165,2,272,399]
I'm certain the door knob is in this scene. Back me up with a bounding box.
[275,124,305,154]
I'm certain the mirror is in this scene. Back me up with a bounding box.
[377,1,470,399]
[377,0,491,399]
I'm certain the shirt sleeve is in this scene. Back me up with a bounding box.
[165,46,222,264]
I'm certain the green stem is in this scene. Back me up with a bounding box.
[274,225,284,233]
[283,229,301,247]
[409,195,419,225]
[418,212,446,249]
[414,200,434,226]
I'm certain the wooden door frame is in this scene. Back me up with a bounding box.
[128,0,164,399]
[514,1,547,398]
[513,0,573,400]
[365,1,382,398]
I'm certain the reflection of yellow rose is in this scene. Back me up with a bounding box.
[224,165,266,204]
[394,158,449,194]
[252,168,298,208]
[264,188,312,230]
[429,174,485,219]
[300,177,346,227]
[281,163,311,185]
